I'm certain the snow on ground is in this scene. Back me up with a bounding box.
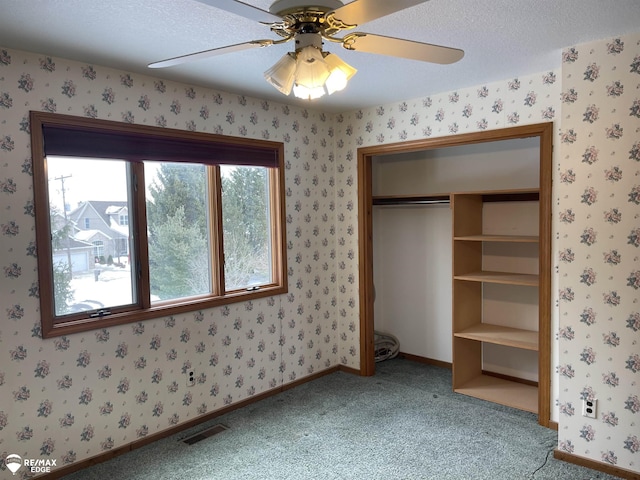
[69,264,134,312]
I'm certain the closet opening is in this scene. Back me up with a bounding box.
[357,123,552,427]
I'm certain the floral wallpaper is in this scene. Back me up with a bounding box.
[0,29,638,478]
[0,47,341,476]
[555,33,640,473]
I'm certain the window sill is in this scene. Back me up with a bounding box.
[42,283,287,338]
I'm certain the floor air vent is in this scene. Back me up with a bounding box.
[182,424,229,445]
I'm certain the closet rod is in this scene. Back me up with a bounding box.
[372,195,450,206]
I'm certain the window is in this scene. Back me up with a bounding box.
[220,165,273,291]
[92,240,104,258]
[31,111,287,338]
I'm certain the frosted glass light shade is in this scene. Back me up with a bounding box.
[323,53,357,94]
[293,83,326,100]
[264,52,296,95]
[294,46,330,87]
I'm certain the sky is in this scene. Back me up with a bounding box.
[46,156,237,213]
[47,156,129,211]
[46,156,164,212]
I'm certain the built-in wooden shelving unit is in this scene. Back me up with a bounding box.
[452,188,542,414]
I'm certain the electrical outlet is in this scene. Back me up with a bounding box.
[187,370,196,387]
[582,398,597,418]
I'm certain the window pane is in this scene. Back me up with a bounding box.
[221,165,273,290]
[145,162,212,302]
[46,157,136,316]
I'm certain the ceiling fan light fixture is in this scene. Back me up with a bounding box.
[323,52,357,95]
[267,44,357,100]
[151,1,464,102]
[293,83,326,100]
[264,52,297,95]
[294,46,330,84]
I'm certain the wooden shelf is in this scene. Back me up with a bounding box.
[454,271,539,286]
[454,374,538,413]
[452,187,539,197]
[454,323,538,351]
[454,234,539,243]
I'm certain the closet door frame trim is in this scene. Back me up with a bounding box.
[357,122,553,427]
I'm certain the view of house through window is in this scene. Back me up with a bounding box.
[47,156,136,316]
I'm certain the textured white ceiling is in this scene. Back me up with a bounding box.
[0,0,639,112]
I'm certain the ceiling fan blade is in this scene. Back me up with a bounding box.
[342,33,464,64]
[148,41,273,68]
[329,0,428,26]
[196,0,282,23]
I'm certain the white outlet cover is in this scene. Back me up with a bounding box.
[582,399,597,418]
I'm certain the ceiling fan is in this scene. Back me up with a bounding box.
[149,0,464,100]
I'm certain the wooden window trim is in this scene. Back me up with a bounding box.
[31,111,287,338]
